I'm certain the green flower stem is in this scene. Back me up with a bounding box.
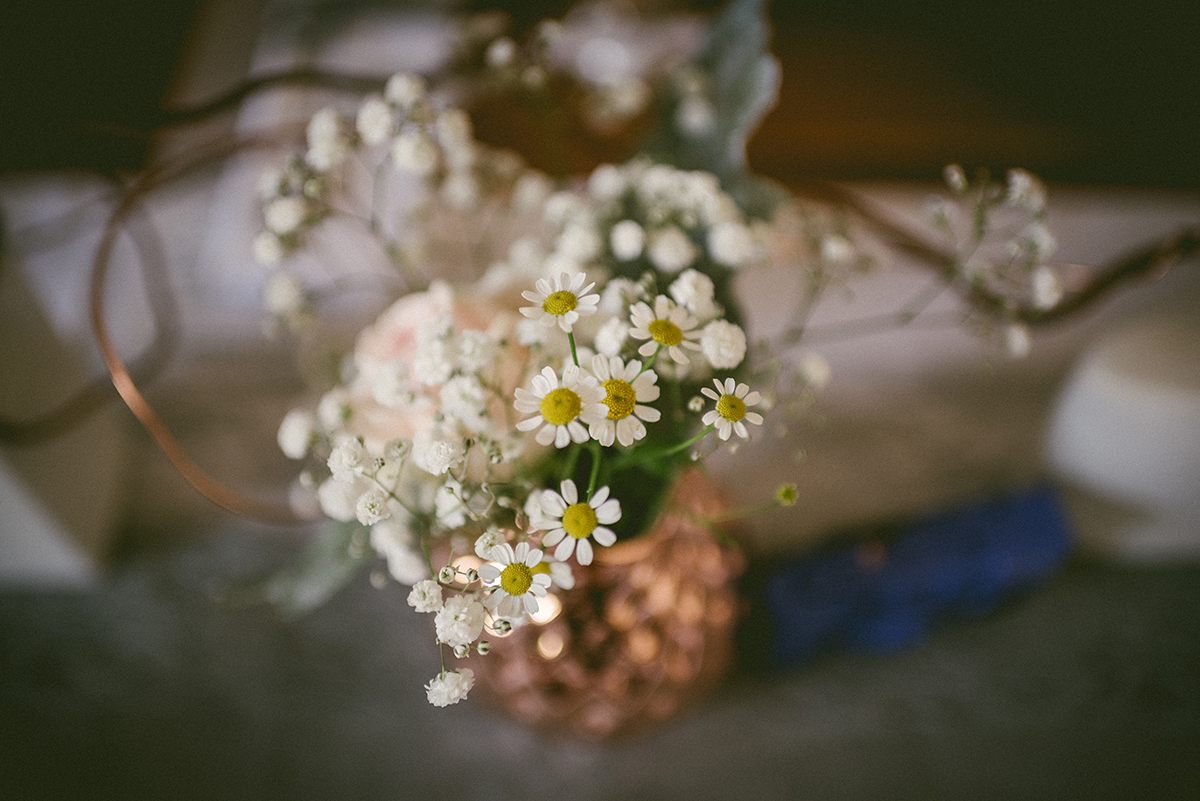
[568,331,580,367]
[655,424,714,459]
[561,441,582,483]
[585,439,603,500]
[637,344,662,375]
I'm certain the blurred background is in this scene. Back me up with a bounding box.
[2,0,1199,187]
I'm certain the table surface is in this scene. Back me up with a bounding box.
[4,524,1200,800]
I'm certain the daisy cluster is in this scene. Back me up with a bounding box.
[262,78,779,705]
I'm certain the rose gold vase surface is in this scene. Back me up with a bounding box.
[468,468,745,740]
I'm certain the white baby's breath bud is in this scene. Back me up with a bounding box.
[356,95,394,145]
[1006,168,1046,212]
[943,163,968,193]
[425,668,474,707]
[465,568,480,583]
[610,219,645,261]
[438,566,457,585]
[277,408,316,459]
[1003,323,1032,358]
[317,476,364,522]
[264,196,307,235]
[355,488,391,526]
[708,221,754,268]
[688,396,705,413]
[669,269,717,319]
[391,128,439,175]
[316,388,351,430]
[513,172,552,212]
[798,351,832,390]
[594,316,630,357]
[556,222,603,264]
[435,595,486,647]
[820,236,853,265]
[305,107,349,171]
[476,640,490,655]
[485,36,516,68]
[252,231,284,266]
[648,226,698,273]
[407,579,443,613]
[442,170,479,210]
[474,529,505,561]
[262,271,305,316]
[327,435,366,482]
[588,163,626,201]
[383,439,411,462]
[1031,265,1063,310]
[385,72,426,109]
[494,619,512,634]
[453,643,470,659]
[1024,223,1057,260]
[676,95,715,137]
[700,319,747,370]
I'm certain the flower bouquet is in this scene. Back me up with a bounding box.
[247,0,1070,731]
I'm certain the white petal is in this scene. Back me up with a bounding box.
[575,538,594,565]
[635,404,661,423]
[616,418,635,447]
[702,410,719,425]
[743,391,762,406]
[701,387,719,400]
[567,420,589,443]
[524,548,544,567]
[554,537,576,563]
[734,421,748,439]
[723,377,737,394]
[591,354,610,381]
[594,498,621,524]
[592,527,617,547]
[542,528,566,547]
[560,479,578,504]
[522,594,539,615]
[521,290,541,303]
[554,425,571,448]
[745,411,764,425]
[477,564,500,582]
[638,340,657,357]
[590,485,609,506]
[535,425,557,446]
[516,415,544,432]
[514,542,530,562]
[541,489,567,515]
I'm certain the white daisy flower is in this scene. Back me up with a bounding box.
[478,542,553,618]
[588,355,661,447]
[629,295,703,365]
[538,479,621,566]
[700,377,764,441]
[519,272,600,333]
[513,365,606,448]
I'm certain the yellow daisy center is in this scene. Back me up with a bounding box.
[716,393,746,422]
[542,290,578,317]
[540,387,582,426]
[561,502,598,540]
[602,379,637,420]
[648,319,684,346]
[500,562,533,595]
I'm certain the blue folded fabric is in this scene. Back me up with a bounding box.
[764,485,1073,667]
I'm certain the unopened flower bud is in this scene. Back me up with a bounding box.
[465,568,480,583]
[453,644,470,659]
[439,566,457,585]
[476,641,491,655]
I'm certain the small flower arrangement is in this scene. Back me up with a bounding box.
[252,2,1064,709]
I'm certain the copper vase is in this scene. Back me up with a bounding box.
[466,468,745,739]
